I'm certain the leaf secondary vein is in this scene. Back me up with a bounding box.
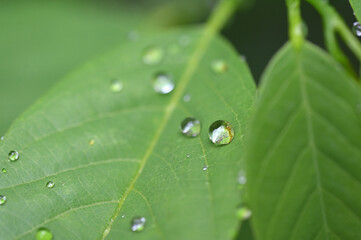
[0,158,139,191]
[15,200,118,239]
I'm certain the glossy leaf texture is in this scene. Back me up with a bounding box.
[246,42,361,240]
[0,26,256,239]
[349,0,361,22]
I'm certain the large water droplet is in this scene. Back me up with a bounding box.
[237,207,252,220]
[202,166,208,171]
[131,217,146,232]
[180,117,201,137]
[211,60,227,74]
[8,151,19,161]
[36,228,53,240]
[2,168,7,173]
[353,22,361,37]
[142,45,164,65]
[46,181,55,188]
[152,73,174,94]
[208,120,234,145]
[0,195,7,205]
[110,80,123,93]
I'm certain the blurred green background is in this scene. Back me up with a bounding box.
[0,0,356,238]
[0,0,355,135]
[0,0,356,127]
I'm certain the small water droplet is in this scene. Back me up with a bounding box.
[183,94,191,102]
[178,35,191,47]
[152,72,174,94]
[2,168,7,173]
[89,139,95,146]
[131,217,146,232]
[237,207,252,220]
[180,117,201,137]
[238,170,247,187]
[208,120,235,146]
[0,195,6,205]
[46,181,55,188]
[142,45,165,65]
[122,214,125,218]
[0,136,4,141]
[352,22,361,37]
[127,30,139,41]
[211,60,227,74]
[8,151,19,162]
[202,166,208,171]
[36,228,53,240]
[110,80,123,93]
[186,154,190,158]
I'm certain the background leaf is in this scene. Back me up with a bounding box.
[0,0,147,135]
[246,42,361,240]
[349,0,361,22]
[0,25,255,239]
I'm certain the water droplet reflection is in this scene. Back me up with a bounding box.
[36,228,53,240]
[180,117,201,137]
[208,120,235,146]
[152,73,174,94]
[131,217,146,232]
[8,151,19,162]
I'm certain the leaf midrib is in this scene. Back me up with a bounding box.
[100,1,239,238]
[297,52,330,240]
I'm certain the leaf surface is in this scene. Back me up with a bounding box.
[0,25,255,239]
[246,42,361,240]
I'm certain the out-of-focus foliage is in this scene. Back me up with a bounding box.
[0,0,212,135]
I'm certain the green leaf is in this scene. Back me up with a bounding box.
[0,25,255,239]
[349,0,361,23]
[246,42,361,240]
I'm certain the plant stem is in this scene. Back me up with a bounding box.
[206,0,242,35]
[306,0,361,76]
[286,0,304,50]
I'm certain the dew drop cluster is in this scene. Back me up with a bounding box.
[0,34,242,237]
